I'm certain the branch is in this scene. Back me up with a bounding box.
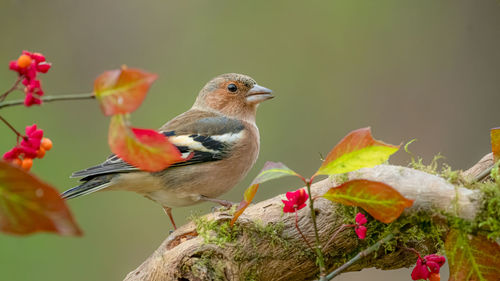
[123,156,491,281]
[0,93,95,109]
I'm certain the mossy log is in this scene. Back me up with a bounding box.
[123,155,492,281]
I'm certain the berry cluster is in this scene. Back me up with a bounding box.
[411,252,445,281]
[9,51,51,106]
[3,124,53,171]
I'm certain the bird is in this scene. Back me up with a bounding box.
[62,73,273,229]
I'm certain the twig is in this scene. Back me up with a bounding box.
[0,92,95,109]
[323,233,395,280]
[0,115,23,138]
[0,76,22,102]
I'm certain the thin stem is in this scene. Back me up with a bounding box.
[404,247,422,259]
[0,115,23,138]
[323,233,395,281]
[294,211,314,252]
[305,178,327,280]
[323,224,355,251]
[0,76,23,102]
[0,92,95,109]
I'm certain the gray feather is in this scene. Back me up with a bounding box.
[62,176,112,199]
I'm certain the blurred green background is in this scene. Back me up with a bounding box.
[1,0,499,280]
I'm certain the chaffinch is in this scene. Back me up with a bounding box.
[62,73,273,229]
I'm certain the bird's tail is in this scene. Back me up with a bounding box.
[62,177,112,200]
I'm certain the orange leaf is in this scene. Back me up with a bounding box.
[323,179,413,223]
[94,67,158,116]
[445,229,500,281]
[108,114,184,172]
[231,162,303,226]
[230,184,259,227]
[315,127,399,176]
[491,127,500,161]
[0,161,83,236]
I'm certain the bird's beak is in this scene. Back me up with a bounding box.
[246,84,274,104]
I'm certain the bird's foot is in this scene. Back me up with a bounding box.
[162,206,177,230]
[201,196,235,212]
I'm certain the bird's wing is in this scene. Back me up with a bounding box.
[71,114,245,179]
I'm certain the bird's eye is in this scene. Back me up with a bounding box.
[227,83,238,93]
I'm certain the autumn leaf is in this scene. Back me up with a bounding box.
[230,184,259,226]
[108,114,184,172]
[445,228,500,281]
[0,161,82,236]
[491,127,500,161]
[323,179,413,223]
[94,67,158,116]
[314,127,399,176]
[231,162,303,226]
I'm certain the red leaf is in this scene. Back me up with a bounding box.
[94,67,158,116]
[491,127,500,161]
[315,127,399,176]
[445,229,500,281]
[0,161,83,236]
[108,114,184,172]
[323,179,414,223]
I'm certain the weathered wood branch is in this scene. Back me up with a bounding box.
[124,155,492,281]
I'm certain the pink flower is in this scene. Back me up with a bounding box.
[354,212,367,239]
[2,124,44,160]
[9,51,51,107]
[411,254,445,280]
[282,189,309,213]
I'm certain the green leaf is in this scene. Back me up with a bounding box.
[314,127,399,176]
[491,127,500,161]
[108,114,184,172]
[445,228,500,281]
[231,162,302,226]
[251,161,301,185]
[0,161,83,236]
[94,67,158,116]
[323,179,413,223]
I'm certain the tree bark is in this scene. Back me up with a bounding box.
[123,155,492,281]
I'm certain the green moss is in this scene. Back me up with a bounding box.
[183,250,227,281]
[474,181,500,239]
[192,215,242,247]
[241,264,259,281]
[246,220,289,248]
[335,205,447,258]
[408,153,443,175]
[407,152,470,186]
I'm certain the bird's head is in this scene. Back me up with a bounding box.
[192,73,273,123]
